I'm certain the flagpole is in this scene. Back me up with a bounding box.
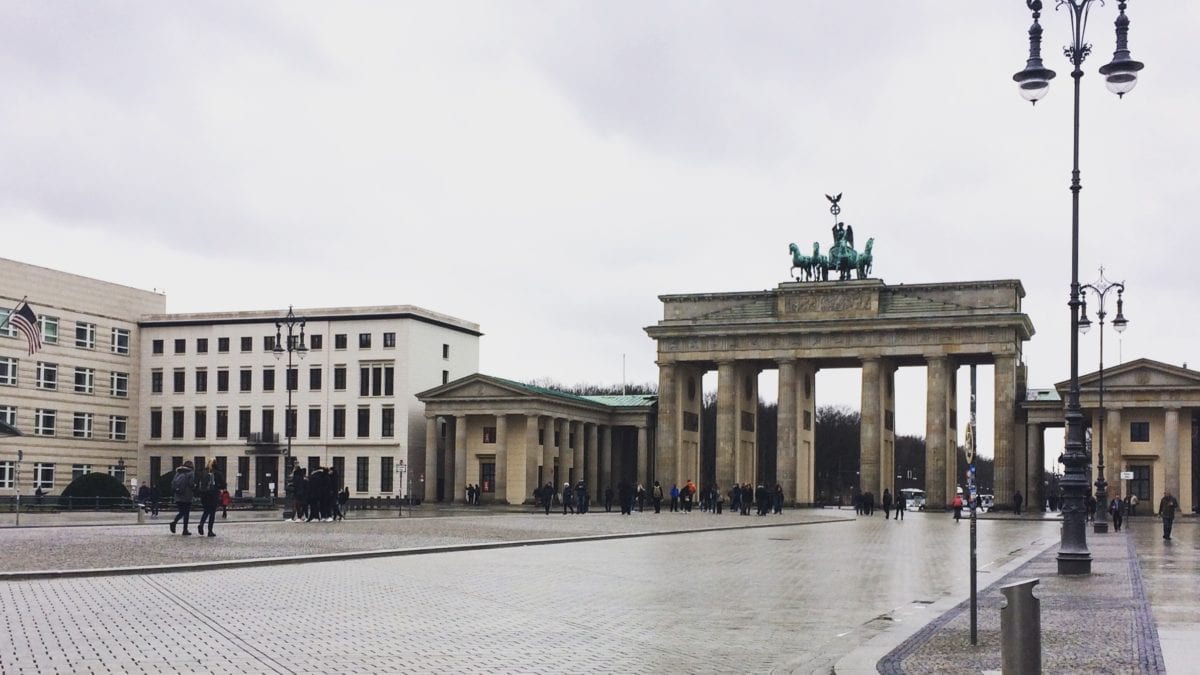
[0,296,28,332]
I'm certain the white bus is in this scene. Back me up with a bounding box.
[900,488,926,511]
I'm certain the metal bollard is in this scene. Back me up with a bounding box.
[1000,578,1041,675]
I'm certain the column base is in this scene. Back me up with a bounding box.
[1093,523,1109,534]
[1057,553,1092,575]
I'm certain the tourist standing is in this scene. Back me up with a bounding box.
[604,486,614,512]
[1110,495,1124,532]
[618,482,632,515]
[669,484,679,512]
[541,482,553,515]
[169,461,195,536]
[290,466,307,522]
[652,481,664,513]
[1013,490,1024,515]
[1086,494,1097,523]
[894,490,905,520]
[1128,494,1139,517]
[881,489,893,519]
[562,482,574,515]
[220,489,231,518]
[1159,490,1179,540]
[952,492,963,522]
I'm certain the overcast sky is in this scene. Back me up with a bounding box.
[3,2,1196,465]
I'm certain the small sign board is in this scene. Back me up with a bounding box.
[1120,471,1134,480]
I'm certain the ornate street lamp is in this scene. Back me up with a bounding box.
[273,306,307,519]
[1014,0,1144,575]
[1078,268,1127,534]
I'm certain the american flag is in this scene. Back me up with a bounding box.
[9,301,42,355]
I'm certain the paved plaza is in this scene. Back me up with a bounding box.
[0,509,1194,673]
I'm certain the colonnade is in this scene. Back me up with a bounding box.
[422,413,648,504]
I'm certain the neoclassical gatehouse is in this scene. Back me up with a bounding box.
[416,375,655,504]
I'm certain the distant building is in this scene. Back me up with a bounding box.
[0,257,480,498]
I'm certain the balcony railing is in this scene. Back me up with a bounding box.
[245,432,280,445]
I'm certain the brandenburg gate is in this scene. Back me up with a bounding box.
[645,279,1034,509]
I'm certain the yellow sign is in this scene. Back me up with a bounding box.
[964,423,975,465]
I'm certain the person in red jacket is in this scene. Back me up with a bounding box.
[952,493,964,522]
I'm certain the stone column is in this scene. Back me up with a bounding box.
[442,417,456,503]
[636,425,649,487]
[600,425,613,492]
[993,355,1018,507]
[424,415,438,502]
[734,364,760,486]
[494,414,508,504]
[1164,407,1180,501]
[524,414,540,503]
[777,359,798,502]
[558,418,571,487]
[881,363,896,496]
[542,418,556,486]
[454,415,468,503]
[655,363,678,490]
[925,356,951,509]
[1105,407,1122,497]
[860,358,882,497]
[572,420,585,485]
[796,362,817,505]
[1027,424,1045,511]
[586,423,599,494]
[716,361,737,490]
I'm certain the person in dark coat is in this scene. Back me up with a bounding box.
[1109,495,1124,532]
[1013,490,1024,515]
[541,482,553,515]
[196,459,221,537]
[773,484,784,514]
[306,467,328,522]
[617,482,632,515]
[562,482,575,515]
[169,461,195,535]
[604,486,614,512]
[651,481,664,513]
[290,466,307,522]
[1159,490,1180,540]
[881,489,893,519]
[894,490,905,520]
[575,481,587,514]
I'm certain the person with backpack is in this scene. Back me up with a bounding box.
[169,461,195,536]
[952,492,964,522]
[196,459,221,537]
[651,481,664,513]
[1159,490,1180,540]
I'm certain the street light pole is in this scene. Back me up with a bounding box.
[273,306,307,520]
[1013,0,1144,575]
[1078,268,1128,534]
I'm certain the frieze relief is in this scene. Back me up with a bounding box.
[778,290,876,319]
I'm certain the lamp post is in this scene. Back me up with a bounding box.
[1013,0,1144,575]
[1078,268,1128,534]
[273,305,307,519]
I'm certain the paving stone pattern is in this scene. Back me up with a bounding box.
[0,513,1059,673]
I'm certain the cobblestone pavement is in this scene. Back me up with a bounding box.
[0,512,1058,673]
[879,518,1197,674]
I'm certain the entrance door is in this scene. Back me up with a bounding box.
[1129,464,1151,504]
[255,455,279,498]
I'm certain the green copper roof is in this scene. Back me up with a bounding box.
[490,377,655,409]
[581,394,658,408]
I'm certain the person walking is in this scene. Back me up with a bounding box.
[169,461,195,536]
[1159,490,1180,540]
[220,489,231,518]
[652,481,664,513]
[541,482,553,515]
[196,459,221,537]
[881,489,893,520]
[148,483,159,517]
[894,490,905,520]
[1110,495,1124,532]
[1013,490,1024,516]
[952,492,963,522]
[636,484,646,512]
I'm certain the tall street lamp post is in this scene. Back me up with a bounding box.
[1013,0,1144,575]
[273,306,307,520]
[1078,268,1128,534]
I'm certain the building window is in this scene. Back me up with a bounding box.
[195,369,208,393]
[480,462,495,493]
[237,456,250,492]
[483,426,497,443]
[383,332,396,348]
[803,409,812,431]
[357,407,370,438]
[356,456,369,492]
[1130,422,1150,443]
[0,309,14,337]
[262,367,276,392]
[358,333,371,349]
[309,334,323,350]
[240,368,252,392]
[72,464,92,481]
[442,343,450,359]
[333,407,346,438]
[1129,464,1151,501]
[110,371,129,398]
[238,409,251,439]
[0,405,14,428]
[75,321,96,349]
[150,409,163,439]
[195,408,207,439]
[381,456,394,493]
[381,407,395,438]
[285,408,297,439]
[0,461,12,489]
[215,408,229,439]
[335,334,347,350]
[108,463,126,484]
[149,457,162,481]
[0,357,17,386]
[171,409,185,439]
[36,362,58,390]
[72,412,93,439]
[308,408,321,438]
[109,327,130,355]
[173,369,186,394]
[442,370,449,385]
[261,408,275,438]
[151,369,163,394]
[174,338,186,354]
[39,316,59,345]
[359,364,395,397]
[333,366,347,391]
[217,369,229,392]
[286,367,297,392]
[264,335,276,352]
[196,337,208,354]
[152,339,164,355]
[218,337,230,353]
[240,336,252,352]
[34,408,56,435]
[109,415,128,441]
[72,367,95,394]
[309,367,322,391]
[34,463,55,489]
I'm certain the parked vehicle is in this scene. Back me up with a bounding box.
[900,488,926,511]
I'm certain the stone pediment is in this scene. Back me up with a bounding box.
[1065,358,1200,392]
[417,374,537,402]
